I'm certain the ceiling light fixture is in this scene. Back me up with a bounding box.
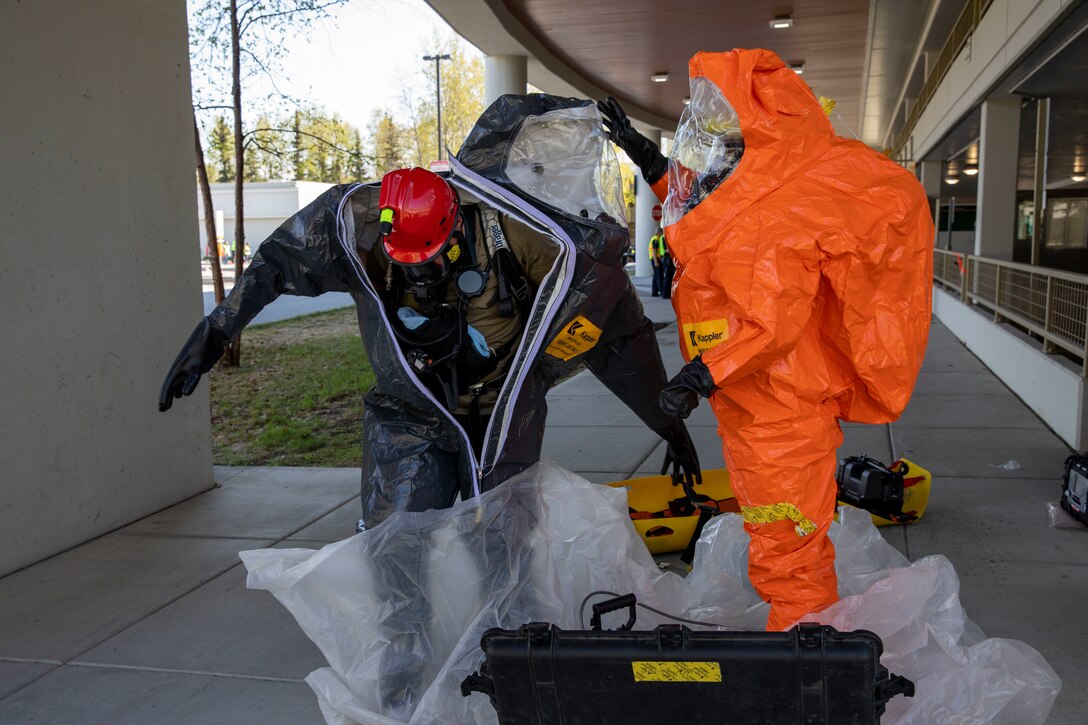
[770,16,794,29]
[788,62,805,75]
[1074,174,1087,182]
[683,97,691,105]
[945,175,960,185]
[963,166,979,176]
[651,72,669,83]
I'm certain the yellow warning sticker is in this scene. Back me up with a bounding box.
[631,660,722,683]
[545,315,603,361]
[682,318,729,358]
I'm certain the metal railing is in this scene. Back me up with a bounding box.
[934,248,1088,374]
[891,0,994,159]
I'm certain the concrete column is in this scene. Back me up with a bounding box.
[919,160,942,199]
[0,0,213,575]
[1031,98,1050,266]
[634,128,663,277]
[975,98,1021,259]
[484,55,527,106]
[919,160,943,240]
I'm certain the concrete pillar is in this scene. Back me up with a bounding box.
[976,98,1021,259]
[484,55,527,106]
[1031,98,1050,266]
[919,160,942,199]
[0,0,213,575]
[920,160,943,240]
[634,128,663,277]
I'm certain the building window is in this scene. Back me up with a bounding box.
[1017,200,1034,241]
[1047,199,1088,249]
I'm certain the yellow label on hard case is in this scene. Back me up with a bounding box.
[545,315,603,361]
[631,660,722,683]
[681,318,729,358]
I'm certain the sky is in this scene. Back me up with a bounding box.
[190,0,483,130]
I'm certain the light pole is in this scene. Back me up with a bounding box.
[423,53,452,161]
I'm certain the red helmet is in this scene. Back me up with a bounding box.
[378,167,460,265]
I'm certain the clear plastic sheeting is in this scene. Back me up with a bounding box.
[506,105,626,223]
[241,462,1060,725]
[663,75,745,226]
[1047,501,1087,530]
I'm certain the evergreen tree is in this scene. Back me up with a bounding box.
[370,111,408,178]
[207,115,234,182]
[350,129,369,181]
[292,110,304,180]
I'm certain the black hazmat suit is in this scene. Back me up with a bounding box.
[185,95,693,527]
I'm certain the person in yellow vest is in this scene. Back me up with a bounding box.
[649,227,665,297]
[660,231,675,300]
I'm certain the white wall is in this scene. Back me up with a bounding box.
[0,1,213,575]
[935,230,977,254]
[933,287,1087,449]
[197,181,334,252]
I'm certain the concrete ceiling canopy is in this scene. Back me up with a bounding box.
[424,0,929,145]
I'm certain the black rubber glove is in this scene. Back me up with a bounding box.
[158,317,229,411]
[660,421,702,489]
[598,96,669,185]
[659,357,715,419]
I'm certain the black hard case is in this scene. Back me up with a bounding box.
[463,622,911,724]
[1062,454,1088,525]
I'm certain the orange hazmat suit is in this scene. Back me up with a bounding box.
[658,49,933,630]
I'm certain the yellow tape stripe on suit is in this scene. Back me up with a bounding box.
[739,503,817,535]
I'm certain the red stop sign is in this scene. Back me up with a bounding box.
[651,204,662,221]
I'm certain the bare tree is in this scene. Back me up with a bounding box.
[195,113,227,305]
[189,0,347,365]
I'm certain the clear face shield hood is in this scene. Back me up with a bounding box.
[504,105,626,224]
[664,77,745,226]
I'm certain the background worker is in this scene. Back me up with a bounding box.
[600,49,932,631]
[649,227,665,297]
[660,230,675,300]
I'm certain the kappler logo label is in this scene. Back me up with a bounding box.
[546,315,603,361]
[682,319,730,355]
[691,330,724,345]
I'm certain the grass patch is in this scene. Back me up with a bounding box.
[209,306,374,466]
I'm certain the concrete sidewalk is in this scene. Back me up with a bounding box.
[1,280,1084,723]
[201,260,354,325]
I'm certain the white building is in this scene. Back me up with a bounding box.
[197,180,335,254]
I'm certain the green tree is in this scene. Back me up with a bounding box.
[291,109,305,179]
[207,115,234,182]
[285,108,368,182]
[369,111,409,179]
[350,129,368,181]
[245,115,289,181]
[398,34,485,165]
